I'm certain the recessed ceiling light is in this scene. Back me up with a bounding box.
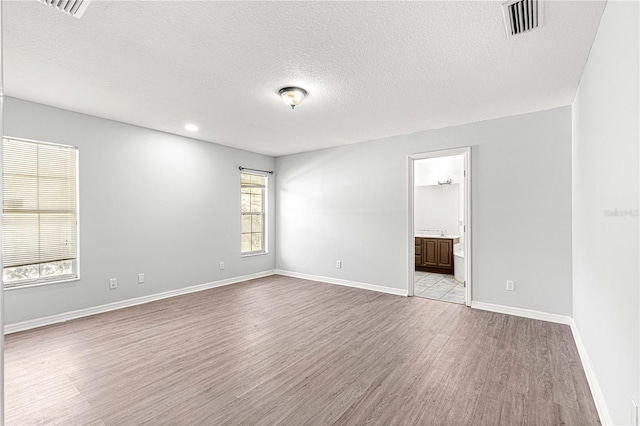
[185,123,198,132]
[279,87,307,110]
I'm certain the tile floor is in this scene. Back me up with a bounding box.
[414,271,465,305]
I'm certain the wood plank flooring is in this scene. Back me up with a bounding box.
[5,275,600,425]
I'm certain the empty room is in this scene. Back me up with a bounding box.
[0,0,638,425]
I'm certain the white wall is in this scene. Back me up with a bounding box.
[414,156,463,186]
[276,107,573,315]
[571,1,639,424]
[415,155,465,242]
[414,184,459,236]
[3,97,276,325]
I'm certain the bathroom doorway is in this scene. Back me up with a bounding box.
[408,148,471,306]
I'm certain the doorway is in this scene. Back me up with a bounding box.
[408,148,471,306]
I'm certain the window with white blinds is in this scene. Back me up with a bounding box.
[241,172,266,255]
[2,138,79,288]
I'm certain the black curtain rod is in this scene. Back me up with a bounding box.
[239,166,274,175]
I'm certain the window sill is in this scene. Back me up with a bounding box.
[241,252,268,258]
[5,276,80,291]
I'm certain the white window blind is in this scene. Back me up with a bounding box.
[2,138,79,287]
[241,172,266,255]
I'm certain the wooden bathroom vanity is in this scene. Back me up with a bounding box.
[415,235,460,275]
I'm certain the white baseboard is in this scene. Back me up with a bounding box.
[274,269,408,297]
[470,301,573,325]
[4,270,275,335]
[570,321,613,426]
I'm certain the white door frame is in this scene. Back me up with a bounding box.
[408,147,472,306]
[1,0,6,421]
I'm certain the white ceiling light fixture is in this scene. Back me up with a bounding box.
[279,87,307,110]
[185,123,199,132]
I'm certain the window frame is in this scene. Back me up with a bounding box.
[240,171,268,257]
[2,136,80,290]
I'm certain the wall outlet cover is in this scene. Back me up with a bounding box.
[506,280,515,291]
[109,278,118,289]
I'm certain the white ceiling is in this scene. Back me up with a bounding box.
[4,0,606,157]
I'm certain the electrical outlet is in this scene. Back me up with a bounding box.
[219,262,225,270]
[138,273,145,284]
[506,280,515,291]
[109,278,118,290]
[336,260,342,269]
[632,398,638,426]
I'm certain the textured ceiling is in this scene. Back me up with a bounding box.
[4,1,605,156]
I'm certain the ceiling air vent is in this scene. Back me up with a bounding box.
[502,0,543,37]
[39,0,92,18]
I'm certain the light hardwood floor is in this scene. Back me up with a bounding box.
[5,275,600,425]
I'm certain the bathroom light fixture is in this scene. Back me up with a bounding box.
[279,87,307,110]
[185,123,199,132]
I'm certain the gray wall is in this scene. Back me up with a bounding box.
[4,97,275,325]
[572,1,639,424]
[276,107,573,315]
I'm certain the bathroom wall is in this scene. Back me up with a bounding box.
[414,156,463,186]
[414,184,459,235]
[415,156,465,243]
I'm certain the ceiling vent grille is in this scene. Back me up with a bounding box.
[39,0,91,18]
[502,0,543,37]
